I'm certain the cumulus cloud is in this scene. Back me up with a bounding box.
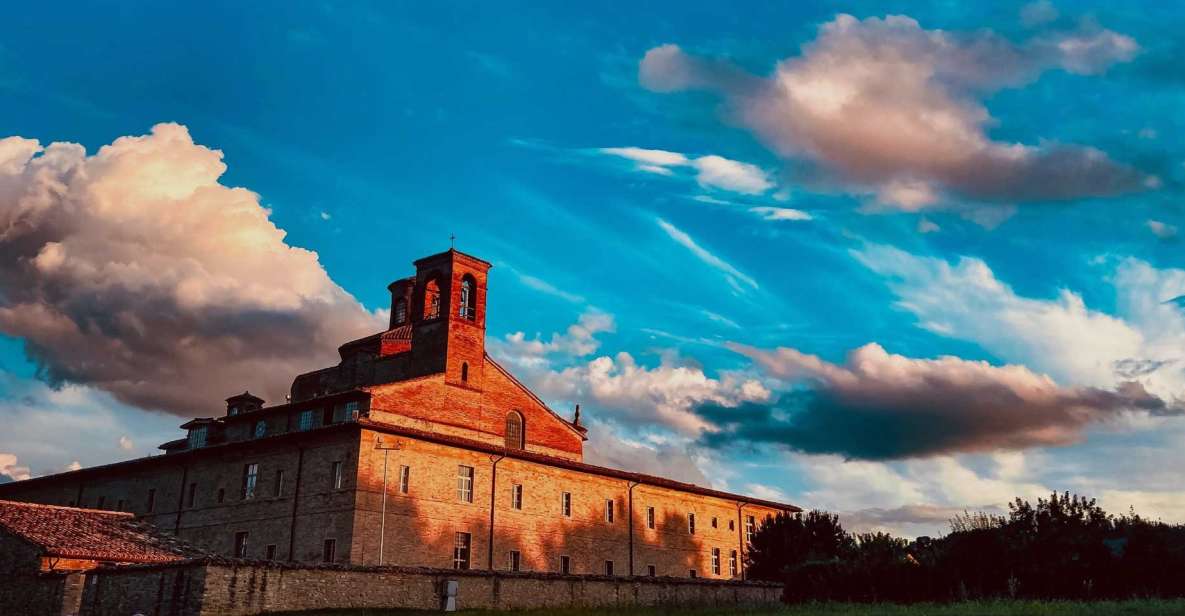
[639,15,1149,209]
[0,124,386,416]
[599,147,773,194]
[118,435,134,451]
[0,452,31,483]
[855,244,1185,398]
[493,309,616,367]
[1147,219,1178,240]
[657,218,758,291]
[698,342,1175,460]
[582,418,710,485]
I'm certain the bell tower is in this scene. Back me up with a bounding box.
[406,249,491,387]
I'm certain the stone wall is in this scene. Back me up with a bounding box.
[78,560,784,616]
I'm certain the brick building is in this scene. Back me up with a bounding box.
[0,249,796,580]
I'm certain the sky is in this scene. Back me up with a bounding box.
[1,1,1184,537]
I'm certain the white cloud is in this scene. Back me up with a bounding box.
[118,435,134,451]
[917,218,940,233]
[598,147,773,195]
[748,206,812,221]
[639,16,1147,209]
[0,124,386,416]
[657,218,758,290]
[319,211,331,221]
[493,310,616,369]
[0,452,31,482]
[1147,219,1178,239]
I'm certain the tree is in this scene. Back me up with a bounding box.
[746,510,854,581]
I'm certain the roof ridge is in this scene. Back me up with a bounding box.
[0,499,133,517]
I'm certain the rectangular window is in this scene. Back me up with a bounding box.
[116,499,125,512]
[398,465,410,494]
[242,463,259,500]
[688,512,696,535]
[729,519,735,531]
[453,532,471,570]
[188,425,207,448]
[689,569,698,579]
[345,400,359,418]
[187,482,197,508]
[647,564,656,577]
[511,484,523,510]
[746,515,756,543]
[323,538,337,563]
[233,531,249,558]
[711,548,721,575]
[559,555,571,574]
[217,488,225,504]
[561,492,571,517]
[331,461,344,489]
[729,550,738,577]
[265,544,277,560]
[298,409,316,431]
[96,496,106,509]
[605,499,614,523]
[712,516,718,529]
[604,560,614,576]
[274,469,285,497]
[508,550,521,572]
[646,506,655,529]
[457,465,474,503]
[146,488,156,513]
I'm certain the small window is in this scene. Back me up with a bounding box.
[504,412,524,449]
[265,544,277,560]
[559,555,571,574]
[712,548,721,575]
[688,512,696,535]
[146,488,156,513]
[729,519,735,531]
[647,564,656,577]
[646,506,655,529]
[331,461,344,490]
[561,492,572,517]
[459,275,476,320]
[187,483,197,508]
[711,516,718,529]
[461,362,469,382]
[393,297,408,325]
[188,425,208,448]
[511,484,523,510]
[298,409,316,431]
[116,499,125,512]
[605,499,614,523]
[233,531,249,558]
[96,496,106,509]
[242,463,259,500]
[217,488,225,504]
[453,532,471,570]
[604,560,614,576]
[254,420,267,439]
[508,550,521,572]
[398,465,410,494]
[689,569,698,579]
[745,515,756,543]
[274,470,285,497]
[323,538,337,563]
[424,277,441,320]
[729,550,738,577]
[229,406,239,416]
[457,465,474,503]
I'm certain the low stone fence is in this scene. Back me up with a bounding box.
[76,559,783,615]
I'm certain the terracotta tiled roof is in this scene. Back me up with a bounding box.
[0,500,199,564]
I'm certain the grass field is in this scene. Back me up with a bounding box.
[281,600,1185,616]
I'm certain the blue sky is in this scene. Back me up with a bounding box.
[2,1,1184,536]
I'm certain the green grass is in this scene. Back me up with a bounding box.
[281,600,1185,616]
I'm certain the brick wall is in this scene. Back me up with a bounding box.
[77,560,783,615]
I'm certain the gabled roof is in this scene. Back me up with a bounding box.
[484,353,587,441]
[0,500,200,564]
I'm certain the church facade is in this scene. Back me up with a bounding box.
[0,249,795,579]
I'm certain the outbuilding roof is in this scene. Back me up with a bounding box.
[0,499,197,564]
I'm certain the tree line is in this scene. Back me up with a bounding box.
[747,492,1185,602]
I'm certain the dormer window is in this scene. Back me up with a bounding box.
[459,276,476,320]
[393,298,407,325]
[188,425,208,449]
[229,406,239,416]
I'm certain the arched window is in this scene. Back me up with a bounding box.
[504,411,524,450]
[423,277,441,319]
[393,298,407,325]
[461,362,469,383]
[459,275,476,320]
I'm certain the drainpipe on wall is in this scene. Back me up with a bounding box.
[173,465,189,535]
[627,480,639,576]
[287,447,306,561]
[736,501,748,581]
[487,453,506,570]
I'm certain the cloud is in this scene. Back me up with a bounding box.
[749,206,812,221]
[0,452,30,483]
[657,218,758,290]
[494,310,616,366]
[0,124,386,416]
[1020,1,1059,27]
[1147,219,1178,240]
[698,342,1175,460]
[118,435,134,451]
[639,15,1149,209]
[854,245,1185,398]
[917,218,940,233]
[582,418,710,485]
[598,147,772,194]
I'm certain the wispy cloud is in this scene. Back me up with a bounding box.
[504,265,586,303]
[599,147,773,195]
[656,218,758,290]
